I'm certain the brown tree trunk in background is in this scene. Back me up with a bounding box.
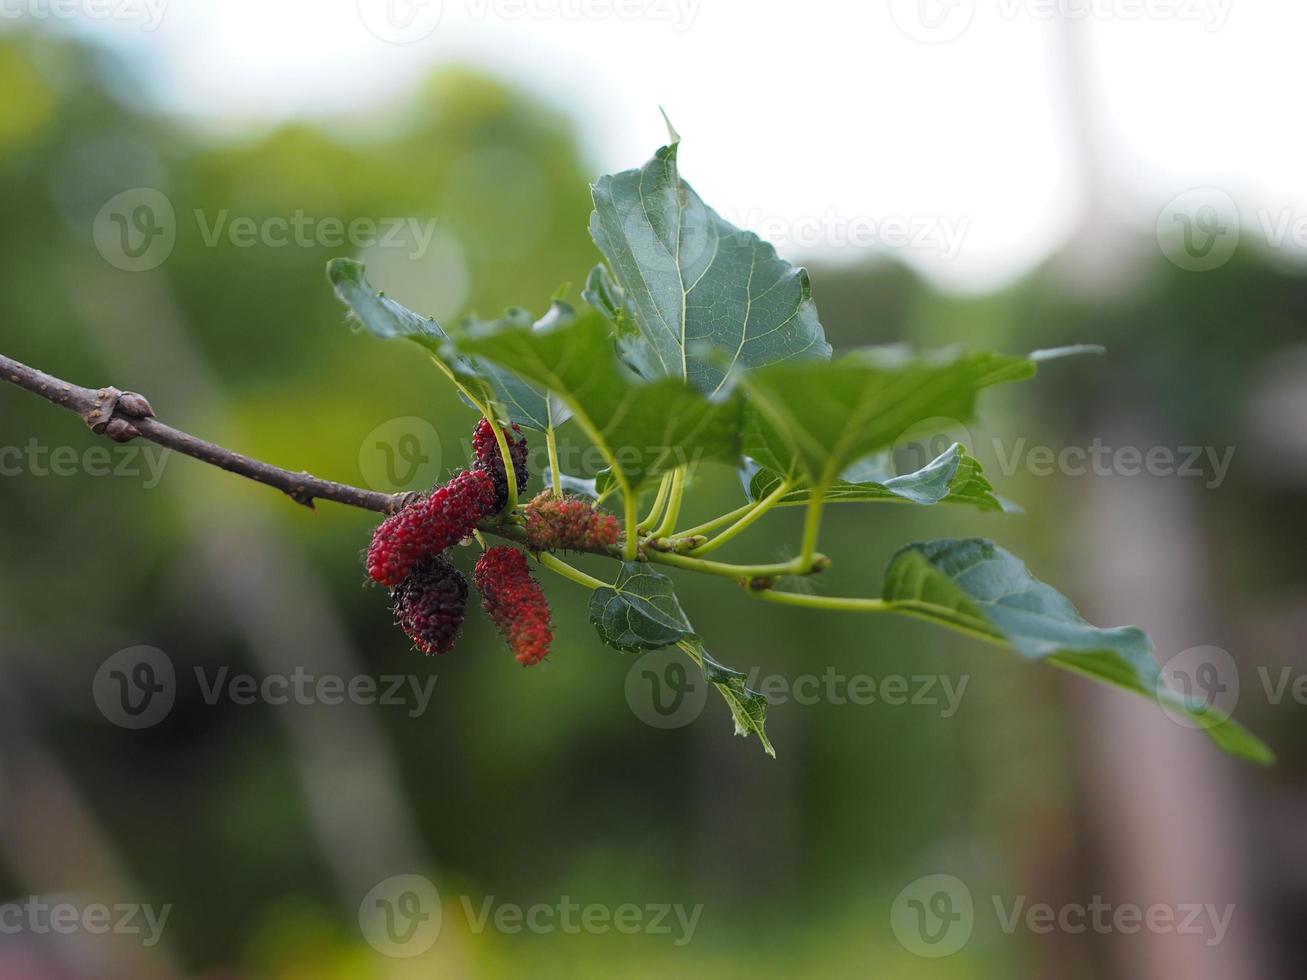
[1075,406,1269,980]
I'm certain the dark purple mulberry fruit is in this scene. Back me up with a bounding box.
[393,557,468,655]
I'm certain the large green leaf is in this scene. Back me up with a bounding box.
[455,304,574,430]
[745,443,1004,512]
[329,256,447,351]
[880,538,1273,765]
[329,258,565,431]
[453,311,742,492]
[738,345,1100,489]
[589,563,695,652]
[590,138,832,393]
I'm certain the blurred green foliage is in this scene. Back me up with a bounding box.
[0,28,1302,980]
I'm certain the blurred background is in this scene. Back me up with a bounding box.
[0,2,1304,977]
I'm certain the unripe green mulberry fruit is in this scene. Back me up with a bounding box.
[523,492,621,552]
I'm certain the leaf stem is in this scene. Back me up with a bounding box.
[485,413,519,515]
[798,492,825,567]
[675,501,758,538]
[649,549,822,582]
[689,477,793,557]
[545,426,563,498]
[623,489,640,561]
[639,472,673,531]
[651,467,687,539]
[752,590,891,613]
[535,552,607,591]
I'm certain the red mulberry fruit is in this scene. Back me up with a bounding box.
[472,418,529,510]
[474,547,552,666]
[393,557,468,655]
[523,492,622,552]
[366,469,498,587]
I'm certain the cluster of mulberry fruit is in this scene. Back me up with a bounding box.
[366,418,555,666]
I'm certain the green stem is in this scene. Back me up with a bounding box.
[649,549,818,581]
[689,478,793,557]
[798,492,825,567]
[623,489,639,561]
[426,354,490,418]
[545,426,562,498]
[536,552,606,591]
[639,473,673,531]
[651,467,687,539]
[675,501,758,538]
[753,590,891,613]
[486,414,519,515]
